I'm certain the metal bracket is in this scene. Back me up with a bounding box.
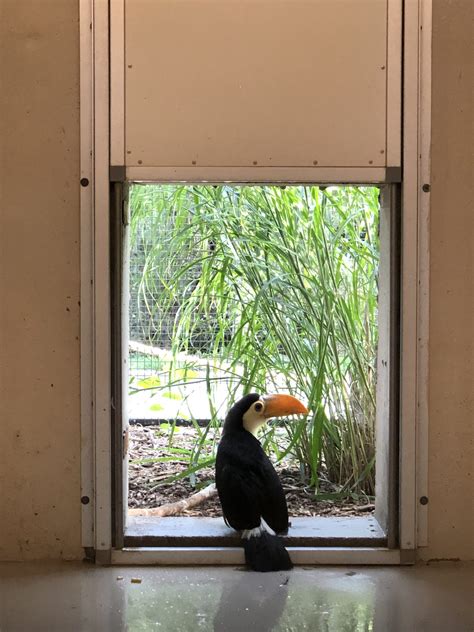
[122,183,130,226]
[83,546,96,563]
[385,167,402,183]
[110,165,126,182]
[400,548,416,565]
[122,427,129,460]
[95,549,112,565]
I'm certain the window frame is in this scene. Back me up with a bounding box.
[116,181,399,553]
[80,0,431,565]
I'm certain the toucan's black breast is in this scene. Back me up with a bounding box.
[215,431,289,534]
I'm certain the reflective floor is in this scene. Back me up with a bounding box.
[0,562,472,631]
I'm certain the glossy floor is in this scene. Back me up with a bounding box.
[0,562,472,631]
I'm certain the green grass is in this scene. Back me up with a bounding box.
[129,184,379,496]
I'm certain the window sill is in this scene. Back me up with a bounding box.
[124,515,386,548]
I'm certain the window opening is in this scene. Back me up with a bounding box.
[126,184,381,528]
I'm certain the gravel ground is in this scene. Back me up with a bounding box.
[128,424,374,518]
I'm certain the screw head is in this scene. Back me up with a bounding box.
[420,496,429,505]
[80,178,90,187]
[81,496,90,505]
[422,184,430,193]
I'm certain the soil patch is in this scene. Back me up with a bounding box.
[128,424,374,518]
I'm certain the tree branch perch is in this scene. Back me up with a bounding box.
[128,483,217,517]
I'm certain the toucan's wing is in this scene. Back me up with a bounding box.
[216,461,266,531]
[216,439,289,534]
[258,454,290,535]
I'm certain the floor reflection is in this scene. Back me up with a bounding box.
[213,570,289,632]
[1,562,472,632]
[123,567,376,631]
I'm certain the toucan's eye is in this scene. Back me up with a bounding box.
[254,402,264,413]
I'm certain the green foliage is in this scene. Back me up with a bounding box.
[137,376,161,388]
[129,184,379,495]
[162,391,183,400]
[149,403,165,412]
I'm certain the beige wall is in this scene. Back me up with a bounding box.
[420,0,473,561]
[0,1,472,561]
[0,0,82,560]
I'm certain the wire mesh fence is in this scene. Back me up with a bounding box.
[128,187,237,422]
[129,203,228,380]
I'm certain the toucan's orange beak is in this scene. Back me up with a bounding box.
[262,394,308,419]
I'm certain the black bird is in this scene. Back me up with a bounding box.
[216,392,308,572]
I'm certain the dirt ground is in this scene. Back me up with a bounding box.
[128,424,374,518]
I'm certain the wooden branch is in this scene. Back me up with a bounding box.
[354,503,375,512]
[129,483,217,517]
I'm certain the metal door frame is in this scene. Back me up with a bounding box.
[80,0,431,564]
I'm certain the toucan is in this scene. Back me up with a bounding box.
[215,392,308,572]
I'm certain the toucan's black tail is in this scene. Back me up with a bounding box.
[242,531,293,572]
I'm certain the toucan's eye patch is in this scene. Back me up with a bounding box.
[254,402,264,413]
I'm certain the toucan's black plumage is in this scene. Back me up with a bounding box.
[215,392,307,572]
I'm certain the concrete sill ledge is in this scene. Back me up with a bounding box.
[125,515,386,548]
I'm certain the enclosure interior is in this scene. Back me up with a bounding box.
[122,183,397,548]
